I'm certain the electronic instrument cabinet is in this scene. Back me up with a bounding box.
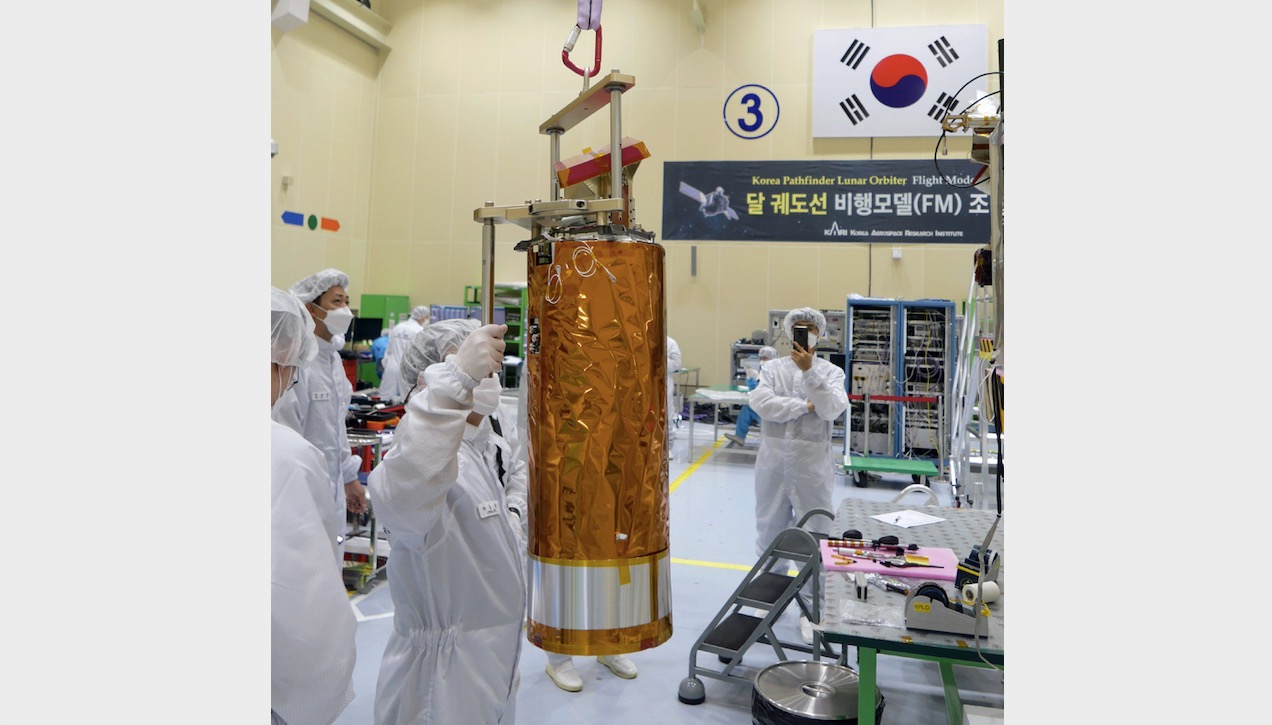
[844,297,955,483]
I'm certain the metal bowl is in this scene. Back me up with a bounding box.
[752,661,884,724]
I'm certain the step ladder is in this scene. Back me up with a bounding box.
[677,510,841,705]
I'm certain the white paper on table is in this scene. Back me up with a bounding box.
[870,509,946,528]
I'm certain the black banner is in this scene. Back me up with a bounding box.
[661,159,990,243]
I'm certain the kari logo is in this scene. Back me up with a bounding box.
[813,25,988,138]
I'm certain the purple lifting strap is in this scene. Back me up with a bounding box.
[576,0,602,30]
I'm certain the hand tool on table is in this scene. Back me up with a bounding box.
[866,574,911,596]
[830,543,943,569]
[829,547,890,561]
[878,559,943,569]
[832,531,920,556]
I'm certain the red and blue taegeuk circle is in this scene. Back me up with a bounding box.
[869,54,928,108]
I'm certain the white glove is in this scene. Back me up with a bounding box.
[472,376,501,416]
[454,324,508,382]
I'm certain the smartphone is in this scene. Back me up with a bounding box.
[792,326,809,351]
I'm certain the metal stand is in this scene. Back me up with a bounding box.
[678,510,839,705]
[344,430,392,592]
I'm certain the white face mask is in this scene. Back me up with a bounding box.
[806,333,819,349]
[321,305,354,337]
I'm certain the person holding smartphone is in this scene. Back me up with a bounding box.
[748,307,849,644]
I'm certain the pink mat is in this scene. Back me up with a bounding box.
[820,541,959,581]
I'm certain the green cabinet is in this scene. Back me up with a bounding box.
[358,294,411,387]
[359,294,411,329]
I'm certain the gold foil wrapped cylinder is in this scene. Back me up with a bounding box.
[524,235,672,656]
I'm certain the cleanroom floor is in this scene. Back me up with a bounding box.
[333,405,1005,725]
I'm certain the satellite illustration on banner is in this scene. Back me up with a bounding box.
[678,182,739,221]
[812,24,988,138]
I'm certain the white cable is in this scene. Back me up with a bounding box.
[571,241,617,282]
[545,264,563,305]
[542,240,616,308]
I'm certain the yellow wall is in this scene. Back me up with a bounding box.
[271,9,382,303]
[271,0,1004,385]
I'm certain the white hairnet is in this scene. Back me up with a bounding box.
[289,268,350,304]
[272,287,317,367]
[759,346,778,361]
[400,318,480,387]
[783,307,827,341]
[410,305,431,322]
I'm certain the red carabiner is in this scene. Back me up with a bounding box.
[562,25,602,78]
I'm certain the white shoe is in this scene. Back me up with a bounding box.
[724,433,745,447]
[545,657,583,692]
[799,616,814,645]
[597,654,638,679]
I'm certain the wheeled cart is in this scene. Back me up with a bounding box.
[843,393,942,489]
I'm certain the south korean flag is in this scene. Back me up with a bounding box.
[812,24,989,138]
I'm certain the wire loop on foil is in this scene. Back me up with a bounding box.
[573,241,616,282]
[545,264,564,305]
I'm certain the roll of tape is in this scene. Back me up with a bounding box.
[961,580,1001,604]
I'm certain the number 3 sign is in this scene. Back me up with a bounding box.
[723,84,780,140]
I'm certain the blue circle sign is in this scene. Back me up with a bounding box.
[723,84,780,140]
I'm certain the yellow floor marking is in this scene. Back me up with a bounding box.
[671,557,753,572]
[668,441,754,572]
[669,438,724,494]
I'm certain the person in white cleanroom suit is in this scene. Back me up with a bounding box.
[368,319,526,725]
[378,305,431,402]
[749,307,848,644]
[725,345,778,447]
[273,268,368,521]
[270,287,356,725]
